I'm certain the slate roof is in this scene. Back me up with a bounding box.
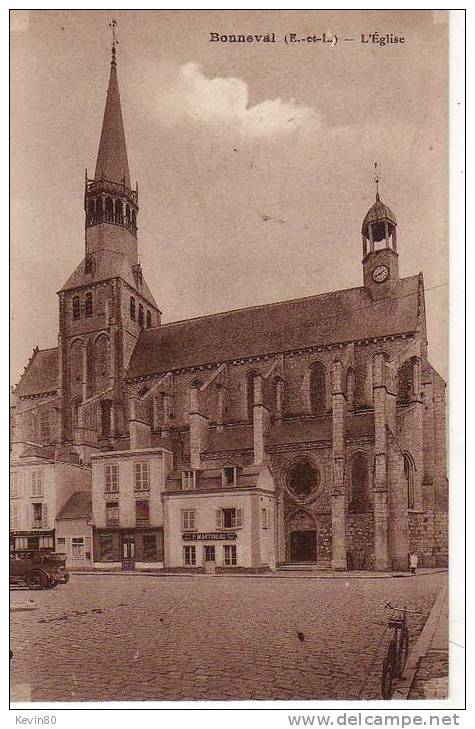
[59,251,158,308]
[14,347,58,398]
[56,491,92,521]
[127,275,421,380]
[19,444,55,460]
[94,58,130,188]
[266,417,331,445]
[206,424,254,453]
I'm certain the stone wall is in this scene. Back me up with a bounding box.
[347,512,374,569]
[408,511,448,567]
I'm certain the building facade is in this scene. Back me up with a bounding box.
[10,42,448,571]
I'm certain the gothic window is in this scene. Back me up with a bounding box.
[146,310,152,329]
[125,204,130,223]
[138,303,144,328]
[93,334,109,394]
[69,340,83,399]
[115,198,123,224]
[404,453,415,510]
[309,361,326,415]
[87,198,95,223]
[85,292,93,318]
[72,296,80,320]
[131,209,137,229]
[95,197,103,220]
[105,197,113,222]
[286,460,320,501]
[345,368,355,409]
[397,359,414,405]
[130,296,136,321]
[349,453,370,513]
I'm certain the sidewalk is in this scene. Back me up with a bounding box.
[69,567,448,580]
[392,583,448,700]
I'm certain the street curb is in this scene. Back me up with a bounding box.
[69,568,448,580]
[391,584,448,700]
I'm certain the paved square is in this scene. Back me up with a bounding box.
[10,571,446,701]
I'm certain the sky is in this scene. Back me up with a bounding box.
[10,9,448,386]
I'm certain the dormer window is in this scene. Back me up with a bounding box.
[85,292,93,318]
[182,470,197,491]
[222,466,237,488]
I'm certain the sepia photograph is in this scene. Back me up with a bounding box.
[9,8,457,708]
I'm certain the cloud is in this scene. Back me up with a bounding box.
[160,62,319,138]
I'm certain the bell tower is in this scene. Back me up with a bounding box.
[84,27,138,266]
[362,166,399,299]
[56,23,160,456]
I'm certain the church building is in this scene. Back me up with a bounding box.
[10,41,448,572]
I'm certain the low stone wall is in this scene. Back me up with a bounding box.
[408,511,448,567]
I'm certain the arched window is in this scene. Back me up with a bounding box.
[125,204,130,224]
[71,399,80,428]
[246,371,257,421]
[115,198,123,223]
[309,361,326,415]
[345,367,355,409]
[85,292,93,318]
[105,197,113,222]
[93,334,109,394]
[397,359,414,405]
[349,453,370,513]
[146,310,152,329]
[69,340,83,399]
[72,296,80,320]
[96,197,103,220]
[131,209,137,229]
[404,453,415,510]
[87,198,95,222]
[138,303,144,328]
[130,296,136,321]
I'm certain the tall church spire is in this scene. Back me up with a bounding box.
[94,32,131,188]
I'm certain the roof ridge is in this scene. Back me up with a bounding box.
[154,275,419,330]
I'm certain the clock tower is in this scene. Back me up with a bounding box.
[361,191,399,300]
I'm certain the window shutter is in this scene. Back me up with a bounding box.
[216,509,223,528]
[42,503,48,529]
[236,508,242,527]
[190,511,195,530]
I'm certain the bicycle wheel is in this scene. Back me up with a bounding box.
[381,641,397,699]
[397,627,409,677]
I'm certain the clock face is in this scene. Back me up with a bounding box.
[372,265,390,283]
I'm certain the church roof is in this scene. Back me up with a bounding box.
[14,347,58,398]
[94,56,130,188]
[127,275,421,380]
[59,251,158,309]
[56,491,92,521]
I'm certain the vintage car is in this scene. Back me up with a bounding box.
[10,551,70,589]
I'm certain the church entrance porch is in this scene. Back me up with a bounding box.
[289,529,317,562]
[286,509,319,564]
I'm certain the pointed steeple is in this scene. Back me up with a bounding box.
[94,45,131,188]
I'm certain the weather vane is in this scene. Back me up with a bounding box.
[373,161,381,201]
[109,18,119,61]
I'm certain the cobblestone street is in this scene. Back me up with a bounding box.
[10,571,446,702]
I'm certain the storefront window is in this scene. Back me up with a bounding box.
[143,534,156,560]
[72,538,84,558]
[99,533,114,560]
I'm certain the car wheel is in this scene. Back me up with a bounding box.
[25,570,48,590]
[46,579,59,589]
[62,574,70,584]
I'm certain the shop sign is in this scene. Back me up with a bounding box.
[182,532,236,541]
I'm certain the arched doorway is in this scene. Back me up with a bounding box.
[287,510,317,563]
